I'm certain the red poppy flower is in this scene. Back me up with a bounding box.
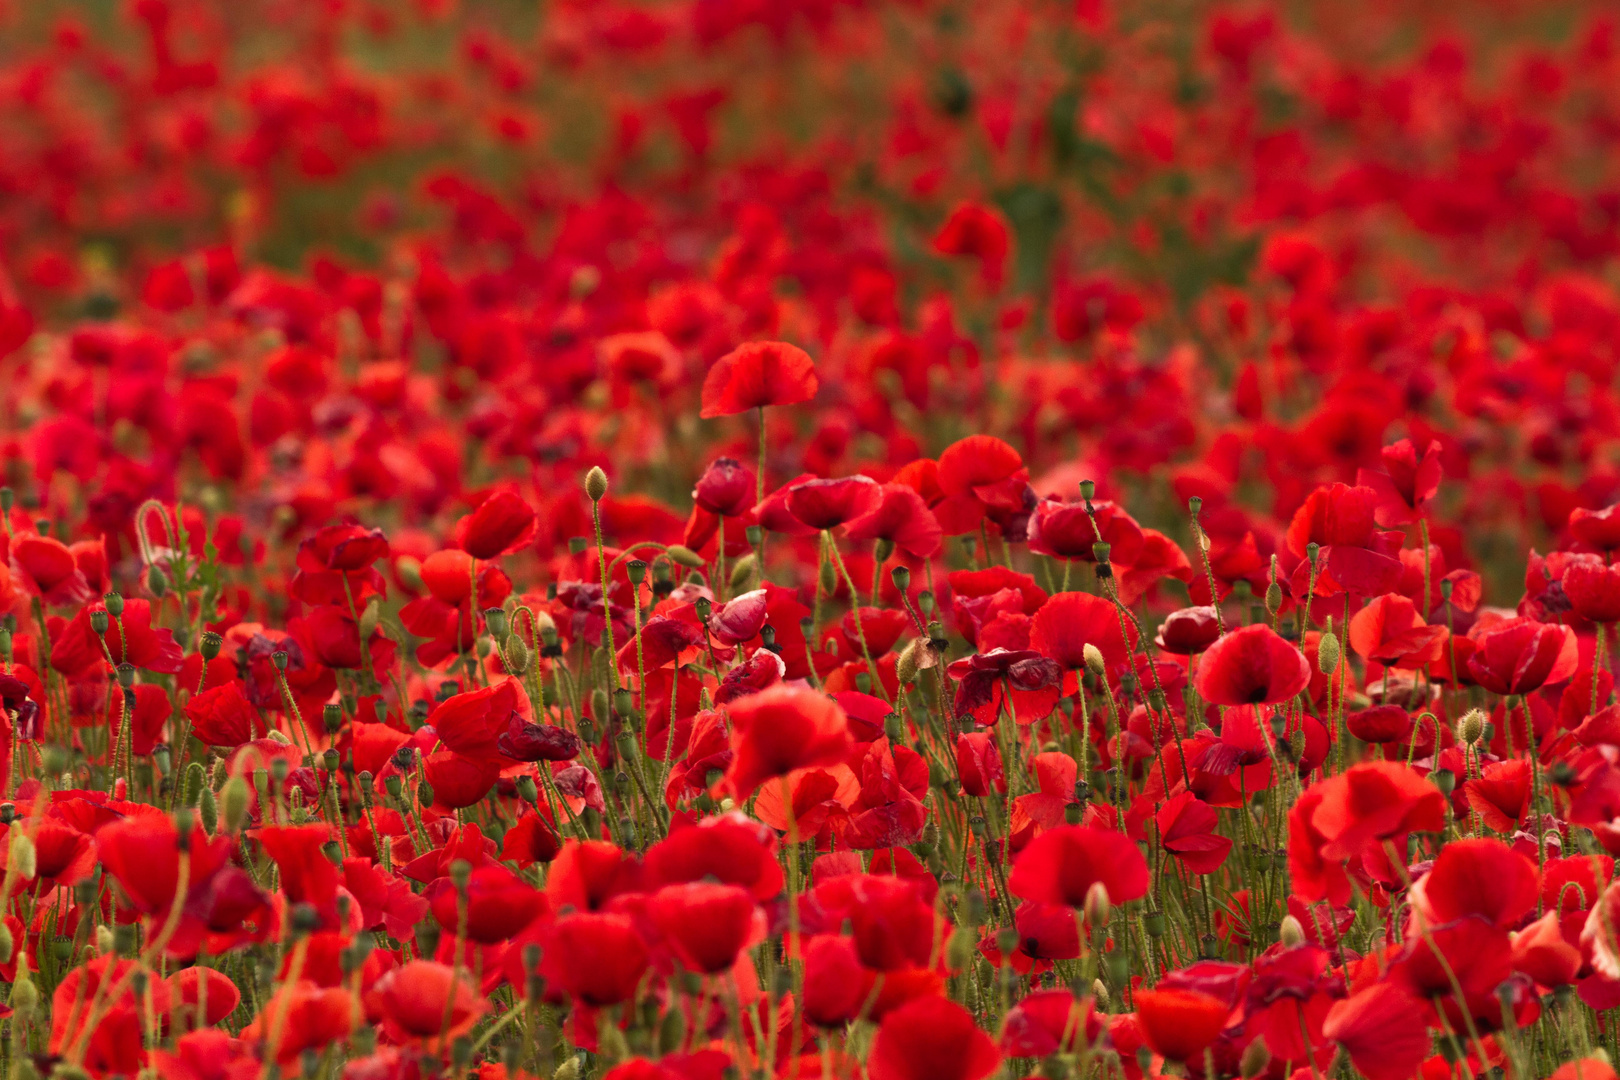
[1347,593,1448,668]
[1156,792,1232,875]
[1027,498,1145,566]
[867,995,1001,1080]
[48,955,173,1075]
[297,523,389,572]
[1030,591,1137,674]
[184,682,265,748]
[1009,824,1150,907]
[10,534,93,606]
[693,457,756,517]
[1410,838,1537,930]
[785,475,882,531]
[1322,983,1431,1080]
[1571,504,1620,552]
[1466,618,1578,695]
[1155,606,1221,654]
[1000,990,1103,1058]
[932,436,1029,535]
[931,203,1011,289]
[428,863,548,943]
[644,815,783,901]
[1193,624,1310,706]
[843,483,944,559]
[648,882,759,974]
[1563,556,1620,623]
[1357,438,1443,526]
[700,341,818,418]
[241,982,356,1064]
[257,824,341,925]
[1134,988,1232,1062]
[364,960,485,1049]
[542,912,650,1007]
[453,489,537,559]
[724,684,854,800]
[1284,483,1403,596]
[1303,761,1447,868]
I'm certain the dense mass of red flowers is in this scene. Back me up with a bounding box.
[4,1,1620,1078]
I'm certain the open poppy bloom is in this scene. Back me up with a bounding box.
[1193,624,1311,706]
[700,341,818,417]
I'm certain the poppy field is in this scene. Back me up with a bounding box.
[7,0,1620,1078]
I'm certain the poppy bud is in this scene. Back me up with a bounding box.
[359,598,381,643]
[0,630,9,662]
[1458,708,1487,745]
[1279,914,1305,948]
[818,558,837,595]
[0,489,9,513]
[146,564,168,598]
[1144,911,1165,938]
[1287,730,1305,760]
[183,761,206,808]
[1316,631,1340,675]
[1084,882,1111,928]
[964,889,988,926]
[450,858,472,892]
[199,786,218,835]
[946,926,975,969]
[555,1056,584,1080]
[873,537,896,564]
[0,922,11,965]
[1440,577,1454,601]
[506,637,531,675]
[1083,643,1107,677]
[657,1004,687,1054]
[995,926,1019,955]
[895,639,925,685]
[1092,979,1110,1011]
[1240,1036,1271,1078]
[1430,768,1456,794]
[729,553,757,591]
[1264,580,1282,616]
[10,971,37,1017]
[8,829,35,881]
[655,544,700,571]
[90,609,109,635]
[585,466,609,502]
[222,776,251,832]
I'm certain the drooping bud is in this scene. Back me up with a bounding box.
[666,545,704,569]
[1082,643,1106,677]
[1092,979,1110,1012]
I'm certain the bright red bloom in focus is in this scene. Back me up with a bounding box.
[700,341,818,418]
[1009,825,1149,908]
[1133,988,1231,1062]
[1193,624,1310,706]
[1466,618,1578,695]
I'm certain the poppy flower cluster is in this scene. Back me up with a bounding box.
[2,1,1620,1079]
